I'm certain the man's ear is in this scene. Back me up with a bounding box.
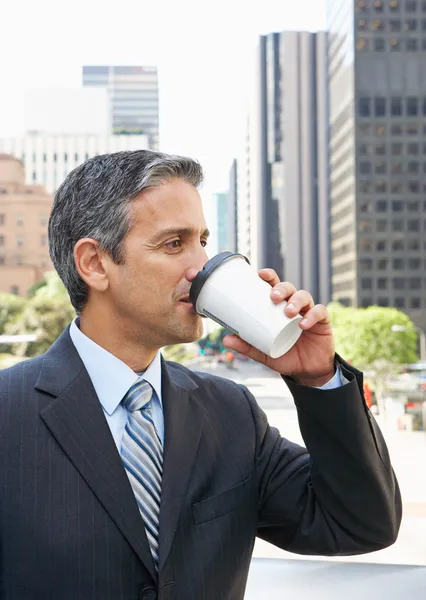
[74,238,109,292]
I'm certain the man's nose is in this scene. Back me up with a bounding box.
[185,249,209,282]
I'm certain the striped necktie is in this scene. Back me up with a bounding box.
[120,379,163,570]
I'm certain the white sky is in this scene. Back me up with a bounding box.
[0,0,325,231]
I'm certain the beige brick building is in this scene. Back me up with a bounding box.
[0,154,53,296]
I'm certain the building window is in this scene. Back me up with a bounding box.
[377,220,388,232]
[53,153,57,162]
[0,235,4,246]
[423,0,426,11]
[393,240,405,251]
[377,239,388,251]
[407,97,419,115]
[375,161,387,174]
[390,0,400,9]
[357,38,368,51]
[405,19,417,31]
[359,143,370,155]
[375,143,386,155]
[408,161,419,173]
[359,97,370,116]
[40,214,48,226]
[378,278,388,289]
[393,258,405,269]
[43,153,47,163]
[374,0,384,11]
[391,182,403,193]
[360,239,373,251]
[41,235,47,247]
[356,0,368,11]
[409,258,421,269]
[361,298,373,308]
[0,214,4,225]
[16,236,24,248]
[372,19,384,30]
[392,162,403,174]
[375,97,386,116]
[360,201,373,213]
[406,0,417,11]
[376,199,387,212]
[407,143,419,154]
[392,220,404,232]
[390,38,401,50]
[375,181,387,192]
[360,161,372,174]
[362,278,373,290]
[359,220,373,233]
[407,38,418,51]
[411,298,421,309]
[408,220,420,232]
[408,181,420,193]
[374,38,385,50]
[378,298,389,307]
[391,142,403,155]
[360,258,373,270]
[391,97,403,116]
[409,277,421,289]
[423,19,426,29]
[389,19,401,31]
[359,124,371,136]
[10,286,19,295]
[391,124,402,135]
[358,19,368,30]
[395,297,405,309]
[393,277,406,290]
[16,256,23,266]
[407,124,418,135]
[64,153,68,163]
[408,239,420,250]
[407,200,419,211]
[378,259,388,270]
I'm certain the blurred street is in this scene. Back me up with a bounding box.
[189,356,426,567]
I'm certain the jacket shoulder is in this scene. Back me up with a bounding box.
[0,355,44,390]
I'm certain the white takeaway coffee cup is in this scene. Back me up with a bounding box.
[189,252,303,359]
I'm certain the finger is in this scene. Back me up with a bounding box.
[222,335,268,366]
[258,269,281,287]
[269,281,298,303]
[283,290,315,317]
[299,304,330,329]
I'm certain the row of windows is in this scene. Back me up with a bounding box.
[359,238,425,250]
[357,0,426,13]
[359,160,426,173]
[359,142,426,155]
[357,37,426,50]
[360,199,426,211]
[23,152,90,163]
[358,17,426,30]
[359,256,425,269]
[0,214,48,226]
[0,257,49,268]
[359,123,426,136]
[359,296,423,309]
[361,276,423,289]
[359,218,426,232]
[0,235,47,247]
[359,180,425,194]
[359,96,426,117]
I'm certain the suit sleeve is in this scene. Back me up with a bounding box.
[245,356,402,556]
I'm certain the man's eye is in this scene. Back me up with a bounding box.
[165,239,182,250]
[201,240,208,248]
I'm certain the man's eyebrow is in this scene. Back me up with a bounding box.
[150,227,210,243]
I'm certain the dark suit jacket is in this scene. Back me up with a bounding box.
[0,327,401,600]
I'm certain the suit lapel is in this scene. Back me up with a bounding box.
[36,329,157,582]
[158,359,205,571]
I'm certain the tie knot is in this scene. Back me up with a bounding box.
[122,379,153,412]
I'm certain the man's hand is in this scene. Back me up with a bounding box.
[223,269,335,387]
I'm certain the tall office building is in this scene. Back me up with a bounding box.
[237,32,330,304]
[327,0,426,332]
[83,66,159,149]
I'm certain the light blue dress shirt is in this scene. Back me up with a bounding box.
[69,319,347,451]
[69,319,164,449]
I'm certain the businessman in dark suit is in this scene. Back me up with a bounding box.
[0,150,401,600]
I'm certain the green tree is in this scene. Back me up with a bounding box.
[328,303,418,367]
[0,293,28,353]
[6,295,75,357]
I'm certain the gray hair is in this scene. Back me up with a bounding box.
[48,150,204,313]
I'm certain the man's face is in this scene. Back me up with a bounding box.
[104,178,209,349]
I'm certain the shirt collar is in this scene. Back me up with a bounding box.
[69,318,163,416]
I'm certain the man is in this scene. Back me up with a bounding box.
[0,150,401,600]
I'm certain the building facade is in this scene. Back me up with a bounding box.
[237,31,330,304]
[0,134,149,194]
[327,0,426,332]
[83,66,159,149]
[0,155,53,296]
